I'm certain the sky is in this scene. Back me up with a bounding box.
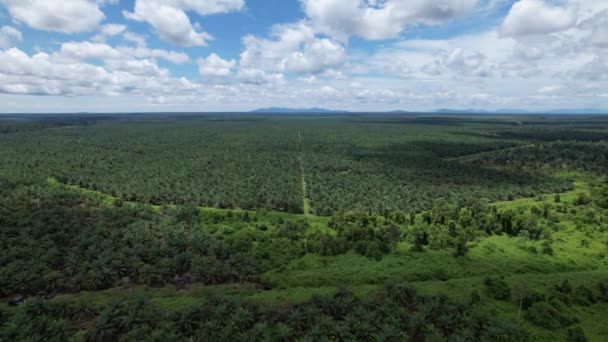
[0,0,607,113]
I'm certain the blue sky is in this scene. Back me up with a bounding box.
[0,0,606,112]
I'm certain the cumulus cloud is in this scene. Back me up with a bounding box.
[501,0,578,37]
[574,57,608,81]
[198,53,236,76]
[0,0,106,33]
[444,48,492,77]
[56,41,190,64]
[1,0,606,112]
[123,0,244,46]
[578,10,608,47]
[120,45,190,64]
[100,24,127,37]
[513,42,545,60]
[240,22,345,75]
[92,24,127,42]
[0,26,22,48]
[301,0,478,41]
[374,31,513,80]
[237,68,284,85]
[104,58,169,77]
[537,85,564,95]
[0,47,199,97]
[123,32,147,47]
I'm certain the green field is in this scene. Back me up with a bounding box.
[1,114,608,341]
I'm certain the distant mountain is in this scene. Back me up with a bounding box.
[434,108,607,115]
[249,107,607,115]
[547,108,607,114]
[250,107,347,113]
[434,108,490,114]
[494,109,530,114]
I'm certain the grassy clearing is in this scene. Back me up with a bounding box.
[47,177,329,231]
[262,229,606,289]
[55,269,608,307]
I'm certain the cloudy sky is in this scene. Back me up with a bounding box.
[0,0,606,112]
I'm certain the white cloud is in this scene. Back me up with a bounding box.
[92,24,127,42]
[0,0,106,33]
[578,9,608,47]
[100,24,127,37]
[58,41,122,61]
[574,57,608,81]
[0,47,199,97]
[123,32,147,47]
[56,41,190,64]
[240,22,345,75]
[0,26,22,48]
[198,53,236,76]
[501,0,578,37]
[373,31,514,80]
[104,58,169,77]
[123,0,244,46]
[301,0,478,41]
[537,85,564,95]
[119,45,190,64]
[237,68,284,85]
[513,41,545,60]
[1,0,607,112]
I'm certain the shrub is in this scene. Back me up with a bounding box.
[573,286,596,306]
[525,302,576,329]
[598,281,608,302]
[484,277,511,301]
[470,290,482,305]
[453,237,469,257]
[541,241,554,255]
[575,193,591,206]
[566,326,587,342]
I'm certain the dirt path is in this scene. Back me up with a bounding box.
[298,131,311,215]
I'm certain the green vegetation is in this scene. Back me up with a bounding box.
[1,113,608,340]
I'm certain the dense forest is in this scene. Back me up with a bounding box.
[1,114,608,340]
[3,115,600,214]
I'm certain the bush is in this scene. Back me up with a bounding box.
[567,326,587,342]
[598,281,608,302]
[526,302,576,329]
[484,277,511,301]
[575,193,591,206]
[573,286,596,306]
[541,241,554,255]
[470,290,482,305]
[453,237,469,257]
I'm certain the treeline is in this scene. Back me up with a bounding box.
[473,141,608,173]
[0,284,529,341]
[0,116,108,134]
[494,128,608,142]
